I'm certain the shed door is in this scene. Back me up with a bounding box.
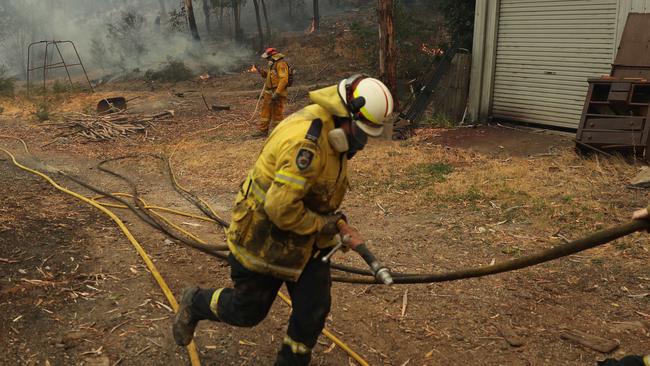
[492,0,618,129]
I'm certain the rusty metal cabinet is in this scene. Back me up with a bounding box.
[576,80,650,157]
[575,13,650,160]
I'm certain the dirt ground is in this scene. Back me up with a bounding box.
[1,67,650,366]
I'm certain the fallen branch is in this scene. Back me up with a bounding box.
[60,110,174,142]
[560,329,619,353]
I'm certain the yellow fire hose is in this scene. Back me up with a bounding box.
[91,193,218,223]
[1,143,371,365]
[92,194,371,366]
[276,292,370,366]
[0,147,201,366]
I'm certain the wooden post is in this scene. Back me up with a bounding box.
[377,0,398,109]
[185,0,201,40]
[429,53,472,123]
[253,0,265,49]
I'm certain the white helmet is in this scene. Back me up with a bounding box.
[337,75,394,137]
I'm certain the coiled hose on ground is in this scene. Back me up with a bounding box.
[92,153,650,285]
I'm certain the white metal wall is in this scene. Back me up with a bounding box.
[617,0,650,42]
[491,0,618,128]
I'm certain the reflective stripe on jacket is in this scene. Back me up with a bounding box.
[227,86,349,281]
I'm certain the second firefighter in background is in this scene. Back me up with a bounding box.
[255,47,289,137]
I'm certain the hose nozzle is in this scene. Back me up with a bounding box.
[375,267,394,285]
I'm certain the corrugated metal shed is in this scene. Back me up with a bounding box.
[469,0,650,129]
[492,0,617,128]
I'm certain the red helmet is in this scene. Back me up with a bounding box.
[261,47,278,59]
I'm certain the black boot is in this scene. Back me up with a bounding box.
[598,355,646,366]
[274,344,311,366]
[172,287,200,346]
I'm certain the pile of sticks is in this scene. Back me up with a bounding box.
[60,110,174,141]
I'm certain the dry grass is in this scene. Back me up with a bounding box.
[165,127,649,275]
[173,127,649,231]
[343,138,647,258]
[170,134,261,191]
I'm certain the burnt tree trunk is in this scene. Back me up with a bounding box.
[219,4,224,32]
[231,0,243,42]
[158,0,167,20]
[202,0,211,33]
[313,0,320,31]
[378,0,398,109]
[261,0,271,42]
[185,0,201,40]
[252,0,265,49]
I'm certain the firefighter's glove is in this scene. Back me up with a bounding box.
[321,213,345,236]
[338,221,364,251]
[271,92,280,101]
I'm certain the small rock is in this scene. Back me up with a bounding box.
[84,356,110,366]
[163,238,175,245]
[609,320,650,333]
[60,330,91,349]
[496,323,525,347]
[630,166,650,187]
[560,329,619,353]
[499,340,510,351]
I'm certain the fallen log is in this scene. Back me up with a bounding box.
[560,329,619,353]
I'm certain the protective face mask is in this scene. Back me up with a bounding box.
[346,122,368,159]
[268,60,274,67]
[328,128,349,153]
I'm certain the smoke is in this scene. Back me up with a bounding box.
[0,0,252,80]
[237,0,361,34]
[0,0,368,82]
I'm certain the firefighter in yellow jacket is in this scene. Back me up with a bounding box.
[254,47,290,137]
[173,75,394,365]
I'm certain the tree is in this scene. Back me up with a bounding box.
[435,0,475,49]
[261,0,271,41]
[286,0,294,18]
[313,0,320,31]
[231,0,243,42]
[185,0,201,40]
[377,0,397,108]
[202,0,211,33]
[157,0,167,21]
[252,0,265,49]
[209,0,227,32]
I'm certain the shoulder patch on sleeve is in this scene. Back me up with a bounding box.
[296,148,315,170]
[305,118,322,143]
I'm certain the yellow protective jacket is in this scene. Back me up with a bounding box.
[260,53,289,97]
[226,85,350,281]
